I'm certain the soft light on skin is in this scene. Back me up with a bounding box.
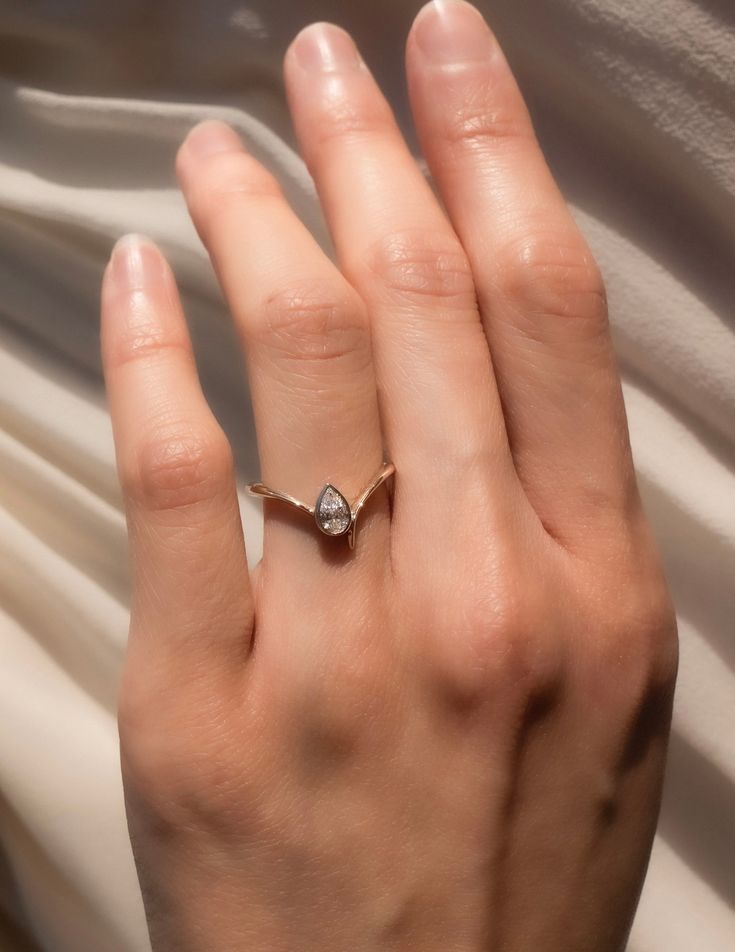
[101,4,677,950]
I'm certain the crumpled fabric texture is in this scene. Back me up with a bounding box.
[0,2,733,950]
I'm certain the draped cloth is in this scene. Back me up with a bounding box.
[0,2,733,949]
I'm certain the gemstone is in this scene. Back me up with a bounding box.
[314,484,351,536]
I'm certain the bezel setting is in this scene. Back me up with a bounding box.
[314,484,352,536]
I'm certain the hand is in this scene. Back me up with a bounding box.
[101,3,677,950]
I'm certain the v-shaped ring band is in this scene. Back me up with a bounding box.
[247,462,395,550]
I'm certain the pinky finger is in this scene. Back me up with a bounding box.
[101,235,253,687]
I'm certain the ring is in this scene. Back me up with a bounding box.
[247,461,395,550]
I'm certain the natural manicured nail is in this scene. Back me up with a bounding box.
[108,234,165,291]
[183,120,244,159]
[413,0,494,64]
[291,22,363,72]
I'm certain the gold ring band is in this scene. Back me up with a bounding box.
[247,461,395,550]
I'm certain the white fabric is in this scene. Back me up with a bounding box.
[0,2,733,949]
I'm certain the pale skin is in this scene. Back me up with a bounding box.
[100,2,678,950]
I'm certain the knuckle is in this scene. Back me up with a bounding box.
[365,229,477,309]
[121,719,205,823]
[306,92,393,156]
[184,150,280,230]
[104,309,188,371]
[584,601,678,769]
[586,582,679,700]
[501,229,608,330]
[468,587,556,695]
[440,77,533,152]
[650,600,680,684]
[429,561,561,707]
[628,589,679,685]
[118,676,180,796]
[124,424,233,512]
[118,674,168,773]
[255,282,371,369]
[119,671,251,829]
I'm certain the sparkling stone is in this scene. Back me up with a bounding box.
[315,484,351,536]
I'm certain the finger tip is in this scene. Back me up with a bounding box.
[409,0,493,64]
[407,1,444,57]
[106,233,168,295]
[111,232,159,255]
[286,21,362,74]
[180,119,244,165]
[108,232,160,271]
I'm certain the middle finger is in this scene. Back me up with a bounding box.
[284,24,522,549]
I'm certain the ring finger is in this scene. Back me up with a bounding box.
[176,121,388,588]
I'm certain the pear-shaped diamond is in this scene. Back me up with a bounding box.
[315,484,351,536]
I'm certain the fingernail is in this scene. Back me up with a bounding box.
[108,234,164,291]
[291,22,363,72]
[413,0,494,64]
[183,120,243,159]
